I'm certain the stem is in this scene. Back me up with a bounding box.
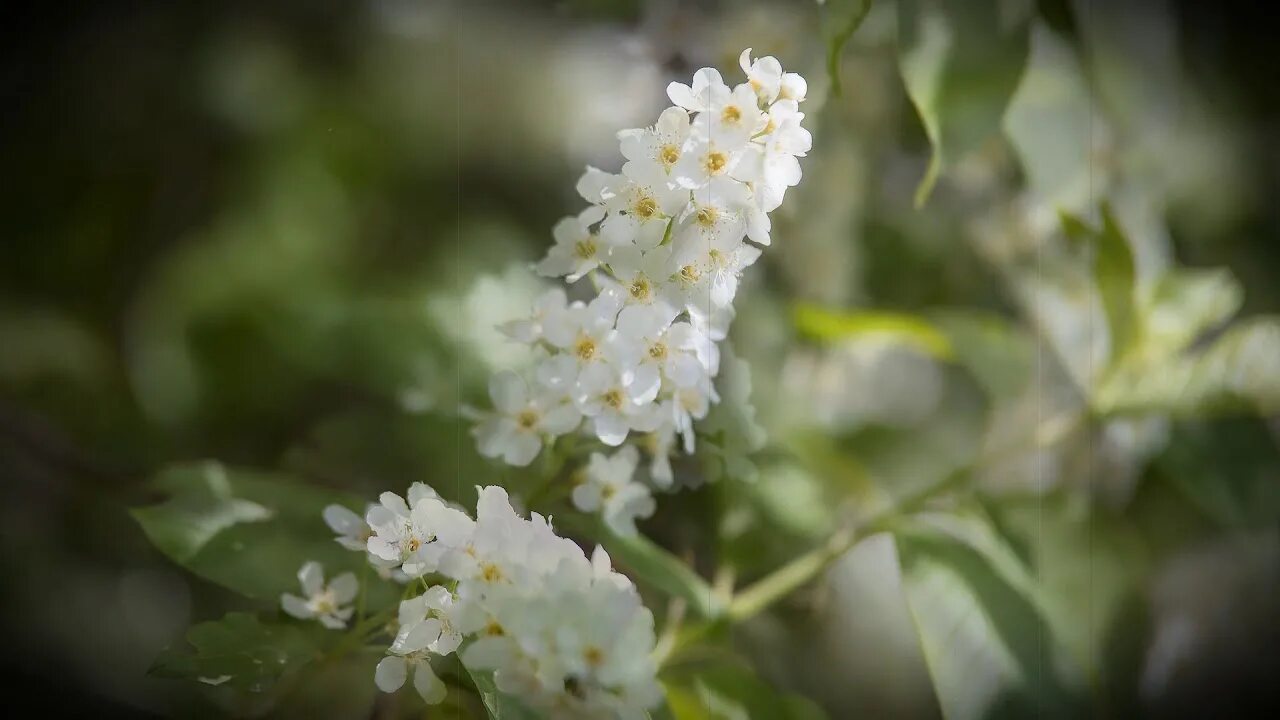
[723,470,968,623]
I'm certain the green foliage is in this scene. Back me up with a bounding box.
[894,510,1082,720]
[898,0,1034,205]
[793,302,955,360]
[1060,206,1137,364]
[132,462,384,604]
[822,0,874,96]
[150,612,326,695]
[700,345,768,484]
[662,657,828,720]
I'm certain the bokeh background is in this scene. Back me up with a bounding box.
[3,0,1279,717]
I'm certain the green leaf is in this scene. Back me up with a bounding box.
[1094,316,1280,416]
[559,513,723,620]
[150,612,324,694]
[793,302,955,360]
[132,462,378,602]
[1003,21,1098,216]
[1156,418,1280,529]
[1060,206,1137,364]
[929,310,1034,400]
[1143,268,1242,355]
[662,658,827,720]
[894,512,1082,720]
[898,0,1033,206]
[822,0,875,96]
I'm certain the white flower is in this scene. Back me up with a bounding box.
[639,424,677,488]
[536,207,607,282]
[473,370,581,466]
[739,48,783,104]
[498,287,576,345]
[600,165,689,249]
[391,585,464,657]
[572,446,655,535]
[618,106,691,178]
[375,654,447,705]
[280,561,356,630]
[575,361,661,446]
[323,503,371,551]
[605,244,681,312]
[690,81,765,148]
[666,67,731,113]
[612,304,706,387]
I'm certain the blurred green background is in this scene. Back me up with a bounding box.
[3,0,1279,717]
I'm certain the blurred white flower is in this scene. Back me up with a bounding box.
[572,445,656,535]
[280,561,356,630]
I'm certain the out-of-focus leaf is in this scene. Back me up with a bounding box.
[894,512,1081,720]
[898,0,1033,206]
[1155,418,1280,529]
[700,345,767,484]
[1060,206,1137,364]
[132,462,381,603]
[1094,316,1280,416]
[557,514,721,619]
[662,658,827,720]
[793,303,954,360]
[822,0,874,96]
[149,612,324,694]
[1143,268,1242,355]
[1004,22,1101,220]
[930,310,1033,400]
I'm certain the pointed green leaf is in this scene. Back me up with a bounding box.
[1060,206,1137,364]
[823,0,875,96]
[898,0,1033,206]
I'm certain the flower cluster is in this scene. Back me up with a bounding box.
[310,484,661,717]
[473,49,810,501]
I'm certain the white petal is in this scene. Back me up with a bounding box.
[323,505,363,536]
[281,594,312,619]
[488,370,527,413]
[297,561,324,596]
[413,662,448,705]
[329,573,359,604]
[374,656,408,693]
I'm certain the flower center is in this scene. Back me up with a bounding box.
[648,341,667,360]
[600,484,617,500]
[696,206,719,227]
[574,336,597,360]
[632,195,658,219]
[480,562,504,583]
[484,620,505,637]
[584,646,605,667]
[407,536,422,552]
[602,389,624,409]
[721,105,742,124]
[659,144,680,168]
[702,151,728,175]
[679,264,701,283]
[629,276,651,301]
[708,248,727,267]
[573,236,597,259]
[516,409,540,430]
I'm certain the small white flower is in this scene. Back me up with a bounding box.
[374,654,447,705]
[666,67,731,114]
[605,244,681,312]
[473,371,581,467]
[572,446,656,535]
[498,287,577,344]
[536,207,607,282]
[690,81,765,148]
[600,165,689,249]
[638,424,677,488]
[739,48,783,104]
[392,585,464,656]
[618,106,691,178]
[575,362,661,446]
[280,561,356,630]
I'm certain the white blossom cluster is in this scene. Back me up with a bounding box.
[473,50,810,528]
[302,483,660,717]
